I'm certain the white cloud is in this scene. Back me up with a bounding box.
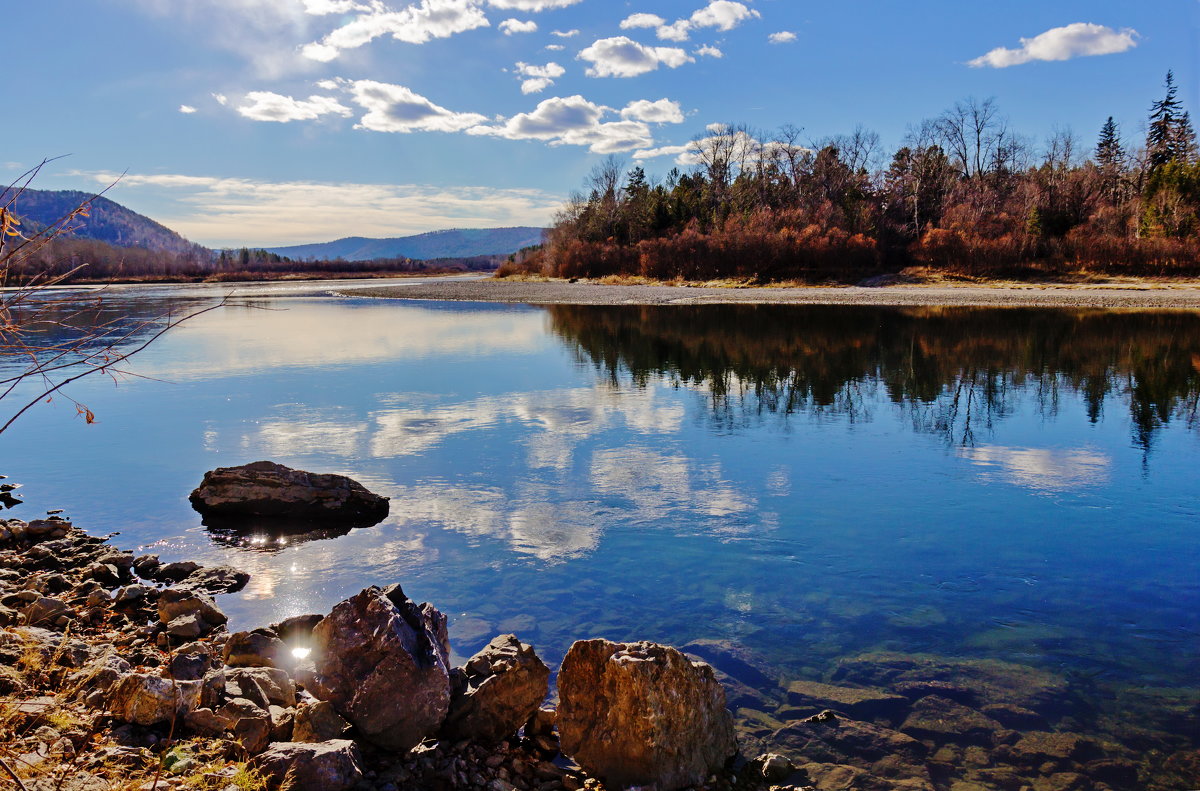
[500,18,538,35]
[545,43,565,50]
[632,143,691,161]
[690,1,758,32]
[551,28,579,37]
[236,91,353,122]
[620,98,684,124]
[212,93,229,106]
[515,61,565,93]
[301,0,372,14]
[968,23,1138,68]
[487,0,582,9]
[348,79,489,132]
[469,95,654,153]
[696,44,722,58]
[179,104,198,114]
[521,78,554,94]
[83,171,563,247]
[654,0,759,42]
[301,0,490,62]
[655,20,692,42]
[768,30,797,44]
[620,13,666,30]
[315,78,342,90]
[578,36,694,78]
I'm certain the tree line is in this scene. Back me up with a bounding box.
[517,72,1199,282]
[2,234,499,285]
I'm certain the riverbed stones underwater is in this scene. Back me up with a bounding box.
[0,469,1197,791]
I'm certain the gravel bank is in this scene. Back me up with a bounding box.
[338,279,1200,310]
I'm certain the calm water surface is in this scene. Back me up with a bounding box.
[2,280,1198,743]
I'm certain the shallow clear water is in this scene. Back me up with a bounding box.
[2,281,1198,745]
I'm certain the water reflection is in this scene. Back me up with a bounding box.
[957,445,1111,492]
[548,304,1200,451]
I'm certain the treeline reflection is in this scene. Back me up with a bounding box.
[548,304,1200,449]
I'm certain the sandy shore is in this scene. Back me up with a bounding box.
[339,278,1200,309]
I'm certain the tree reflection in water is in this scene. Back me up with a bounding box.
[548,304,1200,453]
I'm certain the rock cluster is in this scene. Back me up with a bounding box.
[4,487,1197,791]
[0,509,750,791]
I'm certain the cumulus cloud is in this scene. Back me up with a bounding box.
[236,91,353,122]
[469,95,654,153]
[620,98,685,124]
[968,23,1138,68]
[620,12,666,29]
[301,0,490,61]
[632,143,691,161]
[515,61,566,94]
[80,170,562,247]
[545,43,565,50]
[655,20,692,42]
[691,1,758,32]
[654,0,759,42]
[696,44,722,58]
[348,79,489,132]
[577,36,694,78]
[768,31,797,44]
[551,28,579,37]
[179,104,198,114]
[499,18,538,34]
[212,93,229,105]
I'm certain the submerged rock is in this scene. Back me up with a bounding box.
[557,638,736,791]
[306,585,451,752]
[442,633,550,744]
[785,679,909,722]
[189,461,389,524]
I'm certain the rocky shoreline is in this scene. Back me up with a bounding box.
[1,498,1197,791]
[335,278,1200,310]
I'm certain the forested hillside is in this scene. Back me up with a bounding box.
[520,72,1200,283]
[12,189,206,255]
[267,227,546,261]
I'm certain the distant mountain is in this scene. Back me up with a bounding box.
[10,189,204,255]
[265,227,546,261]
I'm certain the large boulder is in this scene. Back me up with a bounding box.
[109,673,202,726]
[441,633,550,743]
[557,639,736,791]
[256,740,364,791]
[189,461,389,523]
[306,585,451,752]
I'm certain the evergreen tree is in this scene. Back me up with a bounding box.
[1174,111,1198,163]
[1095,117,1124,169]
[1148,71,1184,168]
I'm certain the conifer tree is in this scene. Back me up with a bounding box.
[1174,111,1198,163]
[1148,71,1184,168]
[1096,117,1124,169]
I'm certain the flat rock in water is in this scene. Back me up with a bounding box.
[189,461,389,524]
[785,680,909,722]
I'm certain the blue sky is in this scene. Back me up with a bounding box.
[6,0,1197,247]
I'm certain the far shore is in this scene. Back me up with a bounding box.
[338,277,1200,310]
